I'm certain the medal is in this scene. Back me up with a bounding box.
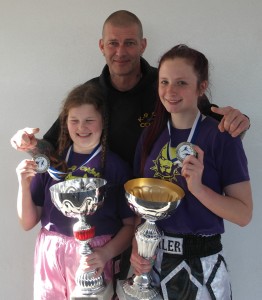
[167,110,203,164]
[176,142,198,163]
[33,154,50,173]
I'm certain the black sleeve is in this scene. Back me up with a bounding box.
[43,118,60,149]
[198,94,223,122]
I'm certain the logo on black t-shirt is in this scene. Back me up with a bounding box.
[138,112,156,128]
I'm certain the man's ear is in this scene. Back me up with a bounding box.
[140,38,147,55]
[99,39,104,55]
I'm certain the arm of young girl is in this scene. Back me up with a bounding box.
[83,216,135,277]
[182,146,253,226]
[16,159,42,230]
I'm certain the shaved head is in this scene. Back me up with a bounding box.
[102,10,143,39]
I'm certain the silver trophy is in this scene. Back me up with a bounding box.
[122,178,185,300]
[49,177,107,298]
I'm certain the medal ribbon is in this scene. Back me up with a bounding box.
[167,110,203,162]
[47,143,102,181]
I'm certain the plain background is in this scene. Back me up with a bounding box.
[1,0,262,299]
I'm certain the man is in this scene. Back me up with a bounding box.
[11,10,250,167]
[10,11,250,294]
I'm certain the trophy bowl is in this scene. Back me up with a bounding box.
[125,178,184,221]
[122,178,185,300]
[50,177,106,218]
[49,177,107,296]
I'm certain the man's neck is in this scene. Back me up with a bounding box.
[110,72,142,92]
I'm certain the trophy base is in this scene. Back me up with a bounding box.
[71,282,113,300]
[116,280,163,300]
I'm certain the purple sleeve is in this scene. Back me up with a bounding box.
[215,133,250,187]
[30,173,46,206]
[115,162,135,219]
[104,151,135,219]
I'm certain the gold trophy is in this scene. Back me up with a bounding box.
[118,178,184,300]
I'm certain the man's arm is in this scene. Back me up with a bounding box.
[211,106,250,138]
[10,127,55,156]
[10,118,60,155]
[198,95,250,138]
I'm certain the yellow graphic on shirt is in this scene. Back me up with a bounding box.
[65,165,101,181]
[138,112,156,128]
[150,143,181,182]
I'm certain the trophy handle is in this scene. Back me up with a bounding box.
[73,215,106,295]
[123,220,162,299]
[136,220,162,258]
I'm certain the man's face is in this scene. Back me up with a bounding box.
[99,23,147,78]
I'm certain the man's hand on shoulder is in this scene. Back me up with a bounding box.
[211,106,250,138]
[10,127,39,152]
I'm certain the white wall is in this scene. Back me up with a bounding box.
[1,0,261,299]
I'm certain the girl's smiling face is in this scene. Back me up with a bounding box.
[67,104,103,154]
[158,58,207,115]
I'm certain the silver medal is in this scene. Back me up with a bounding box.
[176,142,197,163]
[33,154,50,173]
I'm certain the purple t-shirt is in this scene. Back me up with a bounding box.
[134,116,249,235]
[30,149,134,237]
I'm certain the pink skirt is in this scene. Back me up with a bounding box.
[34,228,112,300]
